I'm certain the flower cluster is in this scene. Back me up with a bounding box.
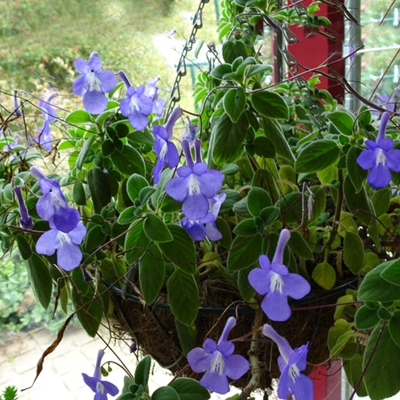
[248,229,311,322]
[166,139,225,240]
[82,350,119,400]
[30,167,86,271]
[357,111,400,188]
[187,317,249,394]
[263,324,313,400]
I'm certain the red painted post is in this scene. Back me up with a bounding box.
[288,0,346,103]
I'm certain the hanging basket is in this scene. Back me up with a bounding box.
[102,274,358,384]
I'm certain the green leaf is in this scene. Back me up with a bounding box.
[210,64,232,80]
[253,136,276,158]
[233,219,259,236]
[143,213,173,243]
[125,220,151,265]
[238,265,256,302]
[223,87,246,123]
[343,353,368,397]
[381,259,400,286]
[169,378,211,400]
[275,192,302,224]
[328,318,353,351]
[247,186,272,217]
[244,64,273,80]
[251,91,289,120]
[135,355,151,388]
[346,146,367,193]
[343,231,364,274]
[259,206,280,227]
[312,262,336,290]
[73,180,86,206]
[263,118,295,162]
[295,140,340,173]
[76,135,95,170]
[358,260,400,302]
[363,324,400,400]
[71,269,103,337]
[26,254,52,309]
[222,41,248,64]
[343,175,373,225]
[118,206,137,225]
[389,310,400,347]
[175,319,197,356]
[371,188,390,217]
[326,111,354,136]
[65,109,92,124]
[158,225,196,274]
[87,167,112,214]
[126,174,149,202]
[227,234,263,271]
[210,112,248,164]
[288,231,314,260]
[84,224,106,252]
[152,387,180,400]
[167,269,199,326]
[329,330,355,359]
[111,144,145,176]
[139,187,157,205]
[16,234,32,260]
[139,245,165,304]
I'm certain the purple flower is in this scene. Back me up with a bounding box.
[13,186,33,230]
[182,193,226,241]
[36,217,86,271]
[187,317,249,394]
[82,350,119,400]
[263,324,313,400]
[183,117,197,145]
[13,89,23,117]
[166,139,224,221]
[357,111,400,189]
[144,76,166,117]
[34,92,57,151]
[73,52,118,114]
[30,167,80,233]
[119,70,153,131]
[153,106,182,183]
[248,229,311,322]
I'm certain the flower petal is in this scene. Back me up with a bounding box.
[53,207,80,233]
[83,90,108,114]
[101,380,119,396]
[69,222,87,244]
[166,177,188,202]
[56,238,83,271]
[262,324,293,365]
[248,267,271,295]
[128,110,149,131]
[356,149,376,170]
[197,170,224,198]
[74,58,89,74]
[368,164,392,188]
[82,374,98,393]
[385,149,400,172]
[87,53,102,72]
[73,75,88,96]
[97,70,118,92]
[183,192,209,220]
[283,273,311,299]
[199,371,230,394]
[290,373,314,400]
[187,347,212,373]
[224,354,250,380]
[262,290,291,321]
[36,230,58,256]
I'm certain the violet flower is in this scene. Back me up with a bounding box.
[166,139,224,221]
[36,217,86,271]
[119,70,153,131]
[13,89,23,117]
[357,111,400,189]
[248,229,311,322]
[34,92,57,151]
[73,52,118,114]
[82,350,119,400]
[183,117,197,145]
[182,193,226,241]
[30,167,80,233]
[153,106,182,183]
[187,317,249,394]
[13,186,33,230]
[263,324,313,400]
[144,76,166,117]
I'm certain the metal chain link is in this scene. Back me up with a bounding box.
[165,0,210,120]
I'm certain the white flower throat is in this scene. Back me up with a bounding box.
[376,148,386,166]
[211,351,225,375]
[188,174,200,195]
[88,70,101,92]
[288,363,300,383]
[270,272,284,293]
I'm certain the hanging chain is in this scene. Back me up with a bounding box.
[165,0,210,120]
